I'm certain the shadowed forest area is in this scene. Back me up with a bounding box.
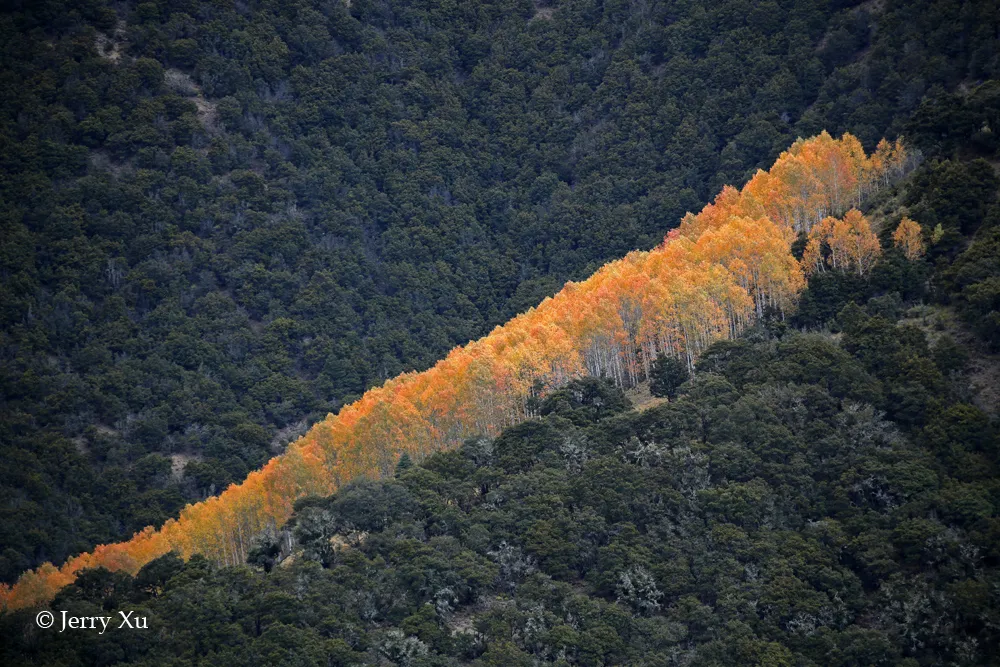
[2,0,997,586]
[1,0,1000,664]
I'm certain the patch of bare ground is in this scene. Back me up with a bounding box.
[447,595,511,636]
[627,381,669,412]
[531,1,555,21]
[330,530,369,551]
[170,453,203,480]
[94,424,118,437]
[192,96,219,132]
[73,425,118,457]
[164,68,221,136]
[95,22,222,143]
[95,20,126,64]
[899,304,1000,415]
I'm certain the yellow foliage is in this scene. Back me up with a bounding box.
[0,131,910,612]
[893,217,925,260]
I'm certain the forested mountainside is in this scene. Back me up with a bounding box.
[2,130,919,611]
[3,130,1000,665]
[1,0,998,587]
[3,0,1000,661]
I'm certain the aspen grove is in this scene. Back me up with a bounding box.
[1,131,916,611]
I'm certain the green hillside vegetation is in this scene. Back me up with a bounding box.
[4,128,1000,664]
[2,0,999,585]
[4,279,997,665]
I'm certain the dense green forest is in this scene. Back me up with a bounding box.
[3,0,1000,660]
[2,0,999,587]
[3,54,1000,658]
[4,140,1000,663]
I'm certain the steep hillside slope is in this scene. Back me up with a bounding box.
[2,0,997,583]
[4,279,998,664]
[1,132,912,611]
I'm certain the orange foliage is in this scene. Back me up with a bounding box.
[720,131,908,236]
[893,217,925,261]
[0,132,911,613]
[803,209,882,277]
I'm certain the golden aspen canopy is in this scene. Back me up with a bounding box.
[0,131,911,612]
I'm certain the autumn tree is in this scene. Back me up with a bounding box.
[893,217,926,260]
[802,210,882,277]
[1,132,911,612]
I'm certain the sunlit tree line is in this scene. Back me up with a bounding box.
[1,132,921,611]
